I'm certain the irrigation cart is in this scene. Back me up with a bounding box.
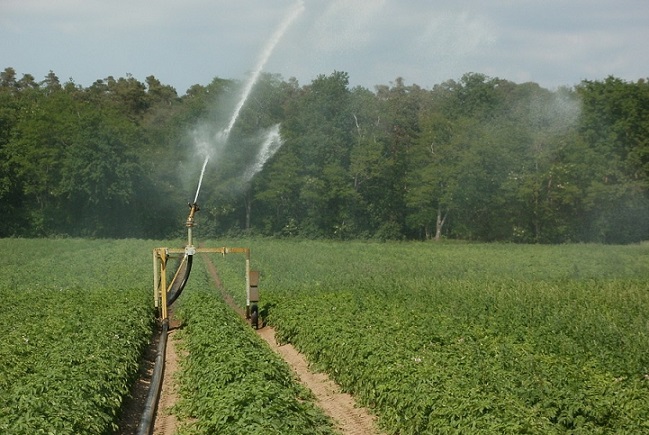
[152,202,260,328]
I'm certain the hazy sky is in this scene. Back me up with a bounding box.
[1,0,647,94]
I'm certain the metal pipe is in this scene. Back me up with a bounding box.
[160,252,168,321]
[152,249,159,312]
[186,202,199,247]
[245,256,251,310]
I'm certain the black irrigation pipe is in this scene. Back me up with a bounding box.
[167,255,193,307]
[137,318,169,435]
[137,253,192,433]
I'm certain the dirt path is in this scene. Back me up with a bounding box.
[256,325,380,435]
[201,254,382,435]
[153,322,181,435]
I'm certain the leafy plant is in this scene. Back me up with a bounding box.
[172,257,337,434]
[236,239,649,434]
[0,238,156,434]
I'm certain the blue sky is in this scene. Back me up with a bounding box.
[1,0,647,94]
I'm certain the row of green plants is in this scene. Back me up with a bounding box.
[215,239,649,434]
[5,237,646,433]
[0,286,153,433]
[0,238,157,434]
[172,255,338,434]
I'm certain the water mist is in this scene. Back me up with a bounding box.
[243,124,283,183]
[192,0,304,204]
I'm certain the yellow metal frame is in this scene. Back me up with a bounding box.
[152,246,253,321]
[152,202,257,321]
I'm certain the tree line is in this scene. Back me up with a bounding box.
[0,67,647,243]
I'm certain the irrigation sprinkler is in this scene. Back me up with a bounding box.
[140,6,300,431]
[152,202,260,328]
[149,0,298,333]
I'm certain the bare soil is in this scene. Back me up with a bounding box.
[256,325,380,435]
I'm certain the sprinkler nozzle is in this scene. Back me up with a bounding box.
[186,202,199,248]
[186,202,200,227]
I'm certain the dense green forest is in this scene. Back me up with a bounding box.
[0,67,647,243]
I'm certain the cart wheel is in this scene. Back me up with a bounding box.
[250,304,259,329]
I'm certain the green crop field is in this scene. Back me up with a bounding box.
[2,238,648,434]
[213,239,649,434]
[0,238,156,433]
[171,256,337,434]
[0,238,338,434]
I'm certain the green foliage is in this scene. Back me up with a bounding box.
[241,239,649,434]
[0,238,156,434]
[172,257,337,435]
[576,77,649,243]
[1,77,145,237]
[0,67,648,242]
[4,236,646,434]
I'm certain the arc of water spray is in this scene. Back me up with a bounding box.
[222,0,305,139]
[243,124,283,183]
[193,156,209,203]
[193,0,304,204]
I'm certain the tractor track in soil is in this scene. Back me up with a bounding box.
[201,253,382,435]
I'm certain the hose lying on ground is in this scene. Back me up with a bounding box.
[137,318,168,435]
[167,254,193,307]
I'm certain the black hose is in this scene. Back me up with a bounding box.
[167,254,193,307]
[137,252,191,433]
[137,319,168,435]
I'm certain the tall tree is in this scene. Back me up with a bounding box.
[406,109,455,240]
[372,78,425,239]
[280,71,354,236]
[577,77,649,242]
[253,147,302,235]
[348,85,389,236]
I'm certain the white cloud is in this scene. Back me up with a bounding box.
[1,0,648,92]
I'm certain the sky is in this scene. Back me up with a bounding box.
[1,0,648,95]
